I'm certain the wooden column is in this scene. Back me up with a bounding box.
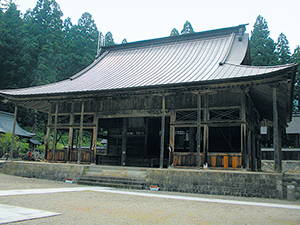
[203,94,208,167]
[241,90,247,169]
[169,110,175,167]
[92,113,98,164]
[10,105,17,160]
[160,96,166,169]
[144,118,149,156]
[247,130,251,170]
[45,105,52,160]
[77,101,84,164]
[51,102,58,163]
[67,103,75,163]
[121,117,128,166]
[189,127,195,152]
[197,92,201,170]
[241,124,247,168]
[252,129,256,171]
[273,88,282,173]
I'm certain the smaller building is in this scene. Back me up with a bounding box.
[0,111,35,138]
[0,111,36,158]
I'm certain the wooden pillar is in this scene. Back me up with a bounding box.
[252,130,256,171]
[203,94,208,167]
[77,101,84,164]
[273,88,282,173]
[169,110,175,167]
[45,105,52,161]
[92,113,98,164]
[189,127,195,152]
[197,92,201,170]
[160,96,166,169]
[203,125,209,166]
[10,105,17,160]
[51,102,58,163]
[67,103,75,163]
[247,130,251,170]
[241,124,247,168]
[121,117,128,166]
[144,118,149,156]
[241,90,247,169]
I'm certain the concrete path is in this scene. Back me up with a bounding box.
[0,173,300,224]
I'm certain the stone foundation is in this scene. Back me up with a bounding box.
[261,160,300,173]
[147,168,283,199]
[0,161,288,199]
[1,161,88,182]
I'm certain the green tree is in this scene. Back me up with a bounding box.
[0,2,28,89]
[291,46,300,111]
[170,28,179,36]
[24,0,64,86]
[275,33,291,64]
[105,31,115,46]
[0,132,21,154]
[181,21,194,35]
[61,12,98,80]
[250,15,278,66]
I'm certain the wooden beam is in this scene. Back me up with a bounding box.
[51,102,58,163]
[77,101,85,164]
[160,96,166,169]
[121,117,128,166]
[273,88,282,173]
[10,105,17,160]
[97,109,170,118]
[197,92,201,170]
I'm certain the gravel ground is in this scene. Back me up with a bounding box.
[1,173,300,224]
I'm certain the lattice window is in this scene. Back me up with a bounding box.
[74,114,94,124]
[52,115,70,124]
[176,110,198,122]
[210,108,240,121]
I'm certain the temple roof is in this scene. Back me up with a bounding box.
[0,24,297,123]
[1,24,293,97]
[0,111,35,138]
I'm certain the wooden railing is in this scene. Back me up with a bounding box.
[46,148,94,164]
[172,152,241,168]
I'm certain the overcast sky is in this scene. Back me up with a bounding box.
[16,0,300,52]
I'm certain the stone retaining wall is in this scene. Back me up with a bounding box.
[1,161,88,182]
[0,161,288,199]
[146,169,283,199]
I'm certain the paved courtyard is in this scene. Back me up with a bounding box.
[0,173,300,224]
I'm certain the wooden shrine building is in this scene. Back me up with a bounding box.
[0,24,297,172]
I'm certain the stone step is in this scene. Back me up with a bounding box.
[78,175,145,190]
[86,165,148,179]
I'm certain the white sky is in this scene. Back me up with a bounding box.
[16,0,300,52]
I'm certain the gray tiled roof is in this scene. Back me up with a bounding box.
[0,111,35,138]
[0,28,294,97]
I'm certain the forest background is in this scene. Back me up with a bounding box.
[0,0,300,152]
